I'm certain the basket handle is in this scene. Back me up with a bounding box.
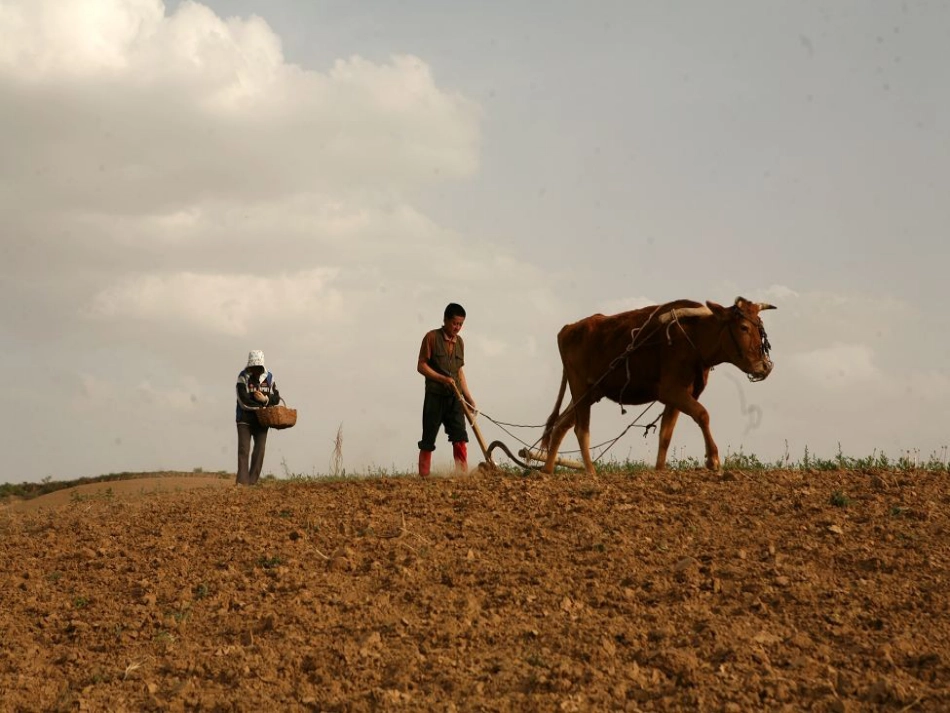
[247,396,289,411]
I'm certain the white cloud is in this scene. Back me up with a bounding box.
[903,370,950,402]
[789,343,882,389]
[0,0,481,221]
[86,269,343,335]
[0,0,488,336]
[477,337,508,359]
[135,379,200,410]
[0,0,165,77]
[598,296,656,315]
[77,373,114,401]
[761,284,799,301]
[746,287,917,358]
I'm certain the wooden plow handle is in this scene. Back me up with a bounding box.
[451,382,492,465]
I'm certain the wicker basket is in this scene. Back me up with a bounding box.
[256,399,297,430]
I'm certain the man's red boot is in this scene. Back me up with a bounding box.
[452,441,468,473]
[418,450,432,478]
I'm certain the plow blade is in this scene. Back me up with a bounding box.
[518,448,585,471]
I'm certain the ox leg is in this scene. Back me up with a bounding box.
[573,403,596,476]
[542,405,575,474]
[658,392,720,471]
[655,405,680,470]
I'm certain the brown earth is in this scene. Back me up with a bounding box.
[1,474,232,514]
[1,466,948,712]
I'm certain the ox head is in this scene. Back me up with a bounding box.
[706,297,776,382]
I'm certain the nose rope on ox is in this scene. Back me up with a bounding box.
[726,310,774,383]
[667,306,774,383]
[746,321,773,382]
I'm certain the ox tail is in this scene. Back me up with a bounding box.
[541,369,568,449]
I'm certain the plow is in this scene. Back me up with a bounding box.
[451,383,585,473]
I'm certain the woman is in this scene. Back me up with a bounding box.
[235,350,280,485]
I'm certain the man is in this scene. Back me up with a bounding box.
[235,350,280,485]
[416,303,476,477]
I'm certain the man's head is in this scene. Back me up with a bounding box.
[443,303,466,338]
[444,303,466,321]
[246,350,266,375]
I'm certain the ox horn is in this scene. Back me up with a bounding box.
[734,297,777,311]
[656,305,712,324]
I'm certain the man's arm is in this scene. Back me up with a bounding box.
[457,367,476,410]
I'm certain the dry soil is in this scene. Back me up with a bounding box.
[1,466,948,712]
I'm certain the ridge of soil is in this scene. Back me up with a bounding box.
[1,467,947,712]
[1,473,231,513]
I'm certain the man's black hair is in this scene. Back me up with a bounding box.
[444,303,466,321]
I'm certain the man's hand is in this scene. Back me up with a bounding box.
[252,391,269,404]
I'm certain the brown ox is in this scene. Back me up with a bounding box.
[540,297,776,474]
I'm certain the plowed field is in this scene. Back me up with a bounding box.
[1,467,948,712]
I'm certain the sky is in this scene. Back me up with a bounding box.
[2,0,948,483]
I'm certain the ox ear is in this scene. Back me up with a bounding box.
[706,300,730,321]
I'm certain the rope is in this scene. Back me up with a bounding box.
[477,413,546,429]
[592,403,660,462]
[478,412,542,449]
[476,401,661,464]
[554,303,668,422]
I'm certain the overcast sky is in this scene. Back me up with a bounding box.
[2,0,948,483]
